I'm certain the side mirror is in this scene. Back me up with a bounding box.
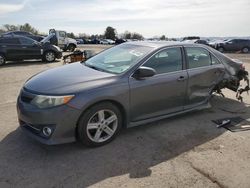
[133,66,156,79]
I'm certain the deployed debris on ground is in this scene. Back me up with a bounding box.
[213,117,250,132]
[63,49,95,64]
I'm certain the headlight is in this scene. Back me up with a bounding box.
[31,95,74,109]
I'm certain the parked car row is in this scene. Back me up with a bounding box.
[182,37,250,53]
[75,38,126,45]
[208,39,250,53]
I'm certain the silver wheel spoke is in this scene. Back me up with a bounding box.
[103,126,114,136]
[87,123,99,130]
[94,129,102,141]
[98,110,105,122]
[105,115,117,125]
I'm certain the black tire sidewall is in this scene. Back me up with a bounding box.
[0,54,6,65]
[77,102,122,147]
[242,47,249,53]
[44,51,56,62]
[68,44,75,52]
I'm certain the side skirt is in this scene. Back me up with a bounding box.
[127,102,211,128]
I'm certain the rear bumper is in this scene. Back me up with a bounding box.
[16,91,82,145]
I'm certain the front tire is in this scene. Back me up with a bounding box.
[0,54,6,66]
[242,47,249,53]
[67,44,76,52]
[77,102,122,147]
[44,51,56,62]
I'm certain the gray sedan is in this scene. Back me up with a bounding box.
[17,42,248,147]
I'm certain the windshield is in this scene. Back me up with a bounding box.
[83,44,153,74]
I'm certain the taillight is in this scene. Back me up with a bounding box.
[240,64,245,70]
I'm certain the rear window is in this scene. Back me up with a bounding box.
[186,47,211,68]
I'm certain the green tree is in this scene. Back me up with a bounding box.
[104,26,116,40]
[124,31,131,39]
[160,35,166,40]
[3,24,19,31]
[20,23,39,34]
[131,32,144,40]
[67,32,75,38]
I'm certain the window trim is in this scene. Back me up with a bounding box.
[135,46,185,76]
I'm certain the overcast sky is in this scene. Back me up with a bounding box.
[0,0,249,37]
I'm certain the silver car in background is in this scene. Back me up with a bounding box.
[17,42,248,147]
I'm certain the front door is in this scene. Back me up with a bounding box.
[57,31,67,49]
[18,37,42,59]
[129,47,188,122]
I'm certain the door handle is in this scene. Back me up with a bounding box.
[22,47,27,48]
[1,45,6,47]
[177,76,186,81]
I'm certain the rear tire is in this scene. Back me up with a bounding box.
[0,54,6,66]
[218,47,224,53]
[242,47,249,53]
[77,102,122,147]
[44,51,56,62]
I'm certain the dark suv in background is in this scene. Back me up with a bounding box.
[0,35,62,65]
[214,39,250,53]
[2,31,44,42]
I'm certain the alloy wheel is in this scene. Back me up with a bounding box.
[86,109,118,143]
[45,52,55,62]
[242,48,249,53]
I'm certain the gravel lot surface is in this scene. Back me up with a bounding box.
[0,45,250,188]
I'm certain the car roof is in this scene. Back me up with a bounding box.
[0,35,36,41]
[125,41,206,49]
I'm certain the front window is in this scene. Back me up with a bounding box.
[83,44,153,74]
[143,47,183,74]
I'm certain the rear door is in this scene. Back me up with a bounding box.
[184,47,225,109]
[0,38,22,60]
[129,47,188,122]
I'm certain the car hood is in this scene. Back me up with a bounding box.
[68,38,77,43]
[24,62,116,94]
